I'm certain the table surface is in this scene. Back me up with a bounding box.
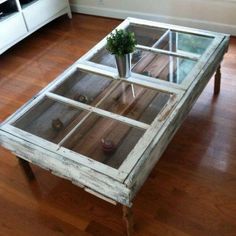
[0,17,229,206]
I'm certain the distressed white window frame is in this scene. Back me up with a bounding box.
[0,17,228,202]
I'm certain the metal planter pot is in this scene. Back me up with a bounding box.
[115,54,131,78]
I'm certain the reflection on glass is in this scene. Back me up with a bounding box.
[53,69,114,106]
[152,30,213,55]
[89,25,214,85]
[127,24,213,55]
[98,81,170,124]
[126,24,166,47]
[89,46,197,84]
[176,32,213,55]
[13,98,88,144]
[63,113,145,169]
[132,49,197,84]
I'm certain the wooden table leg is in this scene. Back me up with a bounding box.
[214,65,221,95]
[123,205,134,236]
[17,157,35,181]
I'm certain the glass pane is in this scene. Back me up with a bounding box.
[12,98,89,144]
[126,24,167,47]
[63,113,145,169]
[98,81,170,124]
[90,46,196,84]
[153,30,213,55]
[176,32,213,55]
[90,47,116,68]
[132,49,197,84]
[53,69,114,106]
[89,25,167,68]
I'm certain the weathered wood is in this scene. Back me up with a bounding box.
[132,51,180,83]
[2,124,124,182]
[79,18,225,91]
[13,98,86,144]
[181,35,225,89]
[118,93,180,177]
[46,92,150,130]
[136,44,200,61]
[66,88,168,168]
[0,17,230,213]
[152,29,170,48]
[125,73,184,94]
[0,131,132,206]
[0,14,235,236]
[125,36,229,200]
[77,63,118,80]
[80,60,184,93]
[97,82,170,124]
[58,111,93,146]
[118,35,229,181]
[123,205,134,236]
[214,65,221,95]
[127,17,224,38]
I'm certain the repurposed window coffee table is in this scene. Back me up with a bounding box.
[0,18,229,235]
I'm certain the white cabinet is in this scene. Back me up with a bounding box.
[0,13,27,53]
[23,0,70,31]
[0,0,71,54]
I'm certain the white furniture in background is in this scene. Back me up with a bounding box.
[0,0,71,54]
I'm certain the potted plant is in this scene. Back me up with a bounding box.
[106,29,137,78]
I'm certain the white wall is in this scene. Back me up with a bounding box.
[70,0,236,35]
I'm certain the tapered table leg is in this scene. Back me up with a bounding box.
[17,157,35,181]
[214,65,221,95]
[123,205,134,236]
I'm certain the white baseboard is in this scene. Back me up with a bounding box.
[70,3,236,36]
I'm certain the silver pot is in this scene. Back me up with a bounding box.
[115,54,131,78]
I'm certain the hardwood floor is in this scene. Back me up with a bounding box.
[0,14,236,236]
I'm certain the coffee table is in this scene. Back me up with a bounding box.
[0,18,229,235]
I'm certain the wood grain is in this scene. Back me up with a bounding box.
[0,14,236,235]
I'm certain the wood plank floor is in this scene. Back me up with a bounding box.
[0,14,236,236]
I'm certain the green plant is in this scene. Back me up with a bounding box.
[106,29,137,57]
